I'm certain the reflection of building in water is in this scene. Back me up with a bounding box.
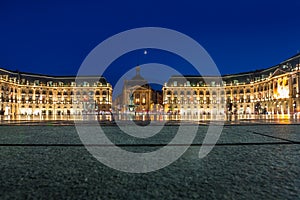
[113,67,163,113]
[163,53,300,115]
[0,69,112,116]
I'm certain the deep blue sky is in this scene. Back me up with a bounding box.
[1,0,300,86]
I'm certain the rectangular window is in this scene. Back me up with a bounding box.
[206,97,210,104]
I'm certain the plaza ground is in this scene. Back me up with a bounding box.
[0,122,299,199]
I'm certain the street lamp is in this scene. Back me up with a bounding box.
[293,102,296,114]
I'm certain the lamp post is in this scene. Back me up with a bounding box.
[293,101,296,115]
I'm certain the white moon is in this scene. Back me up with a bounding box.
[144,50,147,55]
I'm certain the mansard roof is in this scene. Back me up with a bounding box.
[166,53,300,86]
[0,68,109,85]
[123,66,149,88]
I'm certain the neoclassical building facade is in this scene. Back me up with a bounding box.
[1,53,300,118]
[113,67,163,114]
[163,53,300,116]
[0,69,112,116]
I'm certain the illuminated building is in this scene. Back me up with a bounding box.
[1,53,300,119]
[114,67,163,113]
[163,53,300,116]
[0,69,112,117]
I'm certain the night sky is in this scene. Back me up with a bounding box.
[1,0,300,88]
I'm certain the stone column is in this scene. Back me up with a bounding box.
[288,75,293,114]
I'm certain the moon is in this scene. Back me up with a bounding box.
[144,50,147,55]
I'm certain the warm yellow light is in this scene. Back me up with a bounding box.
[277,86,289,98]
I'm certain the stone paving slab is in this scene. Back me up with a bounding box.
[0,125,299,199]
[0,144,299,199]
[0,125,291,145]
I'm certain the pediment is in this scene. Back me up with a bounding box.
[269,68,287,78]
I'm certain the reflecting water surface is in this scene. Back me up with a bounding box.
[1,113,300,126]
